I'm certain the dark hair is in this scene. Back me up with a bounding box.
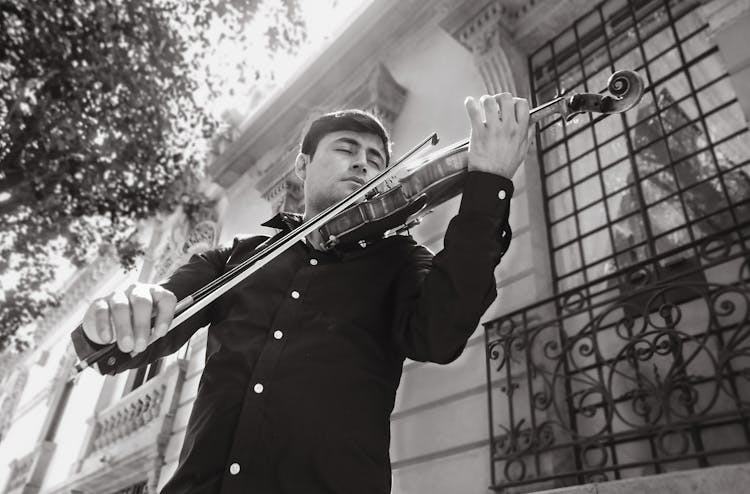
[300,109,391,164]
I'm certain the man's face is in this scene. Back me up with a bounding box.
[299,130,387,217]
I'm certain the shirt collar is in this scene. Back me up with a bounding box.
[260,211,304,232]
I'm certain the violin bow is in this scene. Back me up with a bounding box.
[72,70,643,375]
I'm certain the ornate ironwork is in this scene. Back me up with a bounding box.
[497,0,750,489]
[484,220,750,491]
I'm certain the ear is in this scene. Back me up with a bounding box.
[294,153,309,181]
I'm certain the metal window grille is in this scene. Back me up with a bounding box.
[484,0,750,491]
[532,0,750,293]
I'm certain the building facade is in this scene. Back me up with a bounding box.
[1,0,749,492]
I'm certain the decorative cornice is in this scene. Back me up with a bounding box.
[441,1,513,53]
[345,62,408,130]
[441,1,519,93]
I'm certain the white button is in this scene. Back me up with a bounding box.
[309,258,318,266]
[229,463,240,475]
[274,330,283,340]
[498,190,507,200]
[253,383,264,393]
[291,290,300,299]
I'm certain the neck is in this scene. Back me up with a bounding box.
[302,206,326,250]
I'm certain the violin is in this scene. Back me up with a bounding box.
[320,70,644,248]
[73,70,644,375]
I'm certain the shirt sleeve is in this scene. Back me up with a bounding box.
[391,171,514,364]
[70,235,267,375]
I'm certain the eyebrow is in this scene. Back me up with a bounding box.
[333,137,385,164]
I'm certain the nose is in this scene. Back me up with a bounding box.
[351,149,369,174]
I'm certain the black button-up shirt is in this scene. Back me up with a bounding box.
[72,172,514,493]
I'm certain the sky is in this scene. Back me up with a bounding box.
[204,0,373,123]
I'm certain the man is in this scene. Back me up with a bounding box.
[72,93,531,493]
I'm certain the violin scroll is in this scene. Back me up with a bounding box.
[606,69,644,111]
[567,69,644,120]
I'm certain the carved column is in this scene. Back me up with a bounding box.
[442,1,518,94]
[343,62,408,133]
[257,62,408,217]
[146,205,221,284]
[259,148,306,215]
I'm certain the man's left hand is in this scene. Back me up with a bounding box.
[465,93,531,179]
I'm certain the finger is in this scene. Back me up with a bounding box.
[464,97,484,136]
[514,98,530,130]
[523,124,535,150]
[151,287,177,341]
[128,284,153,354]
[109,291,134,353]
[496,93,515,130]
[82,299,113,344]
[93,299,114,344]
[481,94,500,128]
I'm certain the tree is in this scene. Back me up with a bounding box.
[0,0,305,352]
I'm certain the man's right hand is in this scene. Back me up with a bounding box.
[82,283,178,355]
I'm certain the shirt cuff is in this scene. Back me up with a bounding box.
[71,327,120,375]
[458,171,514,217]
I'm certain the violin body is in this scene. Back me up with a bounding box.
[320,141,470,246]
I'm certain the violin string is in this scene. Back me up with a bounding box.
[173,133,443,312]
[183,106,558,309]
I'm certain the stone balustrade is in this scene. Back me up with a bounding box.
[81,359,186,465]
[90,382,166,453]
[4,450,34,493]
[58,360,187,494]
[4,441,56,494]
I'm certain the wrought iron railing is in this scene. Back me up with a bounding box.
[483,219,750,491]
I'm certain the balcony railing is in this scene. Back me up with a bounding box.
[483,220,750,492]
[86,360,186,458]
[60,359,187,493]
[4,441,56,494]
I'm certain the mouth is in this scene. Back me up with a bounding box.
[343,177,366,186]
